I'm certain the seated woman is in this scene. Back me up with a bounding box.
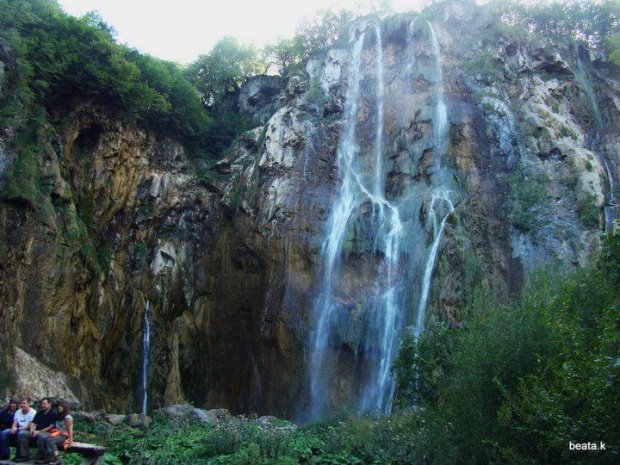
[36,399,73,465]
[0,398,19,459]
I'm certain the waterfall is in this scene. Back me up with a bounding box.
[141,300,151,416]
[576,52,616,231]
[429,23,448,177]
[308,31,367,421]
[415,192,454,338]
[373,24,385,201]
[413,22,454,338]
[306,20,455,420]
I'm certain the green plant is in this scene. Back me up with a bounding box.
[462,51,504,83]
[577,192,601,228]
[506,164,550,231]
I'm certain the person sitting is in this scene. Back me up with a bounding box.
[0,398,19,459]
[15,397,57,463]
[3,397,36,462]
[36,399,73,465]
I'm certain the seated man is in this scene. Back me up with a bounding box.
[15,397,57,463]
[2,397,36,462]
[0,398,19,459]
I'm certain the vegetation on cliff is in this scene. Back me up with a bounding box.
[0,0,211,151]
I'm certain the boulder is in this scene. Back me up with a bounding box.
[204,408,231,421]
[106,414,126,426]
[257,415,278,425]
[154,404,230,424]
[71,411,95,424]
[125,413,152,429]
[91,410,109,423]
[10,347,81,404]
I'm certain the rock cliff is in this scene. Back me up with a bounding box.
[1,1,618,418]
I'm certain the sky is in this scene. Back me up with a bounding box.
[57,0,423,64]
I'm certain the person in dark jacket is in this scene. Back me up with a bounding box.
[0,398,18,430]
[0,398,18,459]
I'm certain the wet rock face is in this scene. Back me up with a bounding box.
[1,1,618,418]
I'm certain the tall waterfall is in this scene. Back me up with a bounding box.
[307,21,455,420]
[141,300,151,415]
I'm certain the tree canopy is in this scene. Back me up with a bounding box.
[0,0,211,152]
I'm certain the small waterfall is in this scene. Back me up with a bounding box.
[415,192,454,338]
[141,300,151,416]
[603,159,616,232]
[576,51,616,231]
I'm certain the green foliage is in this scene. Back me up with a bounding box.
[506,163,550,231]
[492,0,620,59]
[393,235,620,463]
[293,9,354,60]
[609,33,620,64]
[263,38,304,75]
[392,323,457,408]
[577,192,601,228]
[0,0,211,151]
[462,51,504,83]
[186,37,264,109]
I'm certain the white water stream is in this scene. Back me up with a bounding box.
[141,300,151,416]
[307,21,454,420]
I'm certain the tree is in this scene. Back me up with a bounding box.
[263,38,303,75]
[185,36,264,108]
[294,9,354,59]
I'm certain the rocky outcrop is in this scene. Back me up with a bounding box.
[11,347,80,403]
[0,0,618,419]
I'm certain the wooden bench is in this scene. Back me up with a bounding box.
[0,442,106,465]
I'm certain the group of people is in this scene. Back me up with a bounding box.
[0,397,73,464]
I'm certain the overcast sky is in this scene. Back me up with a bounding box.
[57,0,422,64]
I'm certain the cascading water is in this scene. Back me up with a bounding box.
[415,192,454,338]
[414,23,455,338]
[307,20,455,420]
[576,52,616,231]
[141,300,151,416]
[373,24,385,201]
[429,23,447,178]
[308,31,367,421]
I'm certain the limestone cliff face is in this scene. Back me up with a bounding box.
[1,1,618,417]
[0,104,218,411]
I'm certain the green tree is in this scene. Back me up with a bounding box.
[263,38,303,74]
[294,9,354,59]
[185,36,264,108]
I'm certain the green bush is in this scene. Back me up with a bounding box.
[393,233,620,463]
[506,163,550,231]
[0,0,211,152]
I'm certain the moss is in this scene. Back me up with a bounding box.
[463,51,504,84]
[506,164,551,232]
[577,193,600,229]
